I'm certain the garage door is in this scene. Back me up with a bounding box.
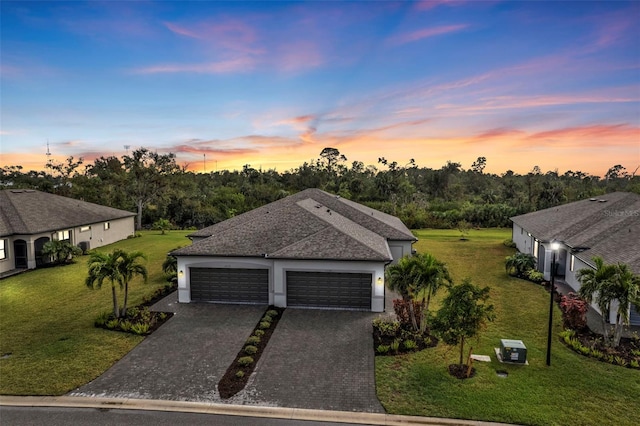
[190,268,268,304]
[286,271,372,310]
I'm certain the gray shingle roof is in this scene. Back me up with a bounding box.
[173,188,415,261]
[0,189,135,236]
[511,192,640,274]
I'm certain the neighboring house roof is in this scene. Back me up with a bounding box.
[173,188,416,261]
[511,192,640,274]
[0,189,135,237]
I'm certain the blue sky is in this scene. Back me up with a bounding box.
[1,1,638,176]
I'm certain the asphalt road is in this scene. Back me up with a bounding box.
[0,406,375,426]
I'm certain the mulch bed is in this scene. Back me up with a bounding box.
[373,326,438,355]
[563,327,640,367]
[448,364,476,379]
[218,306,285,399]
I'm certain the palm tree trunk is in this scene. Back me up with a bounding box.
[406,297,418,331]
[121,281,129,318]
[111,285,120,318]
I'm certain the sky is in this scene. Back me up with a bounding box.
[1,1,639,177]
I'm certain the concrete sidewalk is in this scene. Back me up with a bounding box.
[0,395,514,426]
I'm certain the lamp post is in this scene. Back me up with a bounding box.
[546,240,559,366]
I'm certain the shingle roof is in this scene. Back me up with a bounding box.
[173,188,415,261]
[0,189,135,236]
[511,192,640,274]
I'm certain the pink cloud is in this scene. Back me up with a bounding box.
[387,24,468,46]
[132,57,256,74]
[276,41,324,72]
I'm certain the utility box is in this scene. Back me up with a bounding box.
[500,339,527,364]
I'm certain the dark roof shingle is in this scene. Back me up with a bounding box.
[0,189,135,236]
[173,188,414,261]
[511,192,640,274]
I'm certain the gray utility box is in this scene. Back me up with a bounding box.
[500,339,527,364]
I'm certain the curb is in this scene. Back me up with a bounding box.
[0,395,513,426]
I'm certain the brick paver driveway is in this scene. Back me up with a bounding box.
[70,295,383,412]
[245,309,384,413]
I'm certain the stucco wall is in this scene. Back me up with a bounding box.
[175,256,386,312]
[511,223,533,255]
[388,240,413,265]
[74,216,135,250]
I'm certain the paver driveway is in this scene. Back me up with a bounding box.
[70,294,383,412]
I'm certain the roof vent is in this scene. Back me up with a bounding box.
[589,198,597,201]
[598,199,607,203]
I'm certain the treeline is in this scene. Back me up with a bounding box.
[2,148,638,230]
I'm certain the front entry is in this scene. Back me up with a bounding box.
[14,240,28,269]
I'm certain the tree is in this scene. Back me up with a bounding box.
[162,252,178,284]
[152,218,172,235]
[410,253,453,332]
[471,156,487,174]
[577,257,617,343]
[432,279,495,365]
[117,250,148,317]
[505,252,537,277]
[386,256,420,330]
[86,249,147,318]
[319,147,347,172]
[123,148,181,230]
[608,264,640,346]
[42,240,83,265]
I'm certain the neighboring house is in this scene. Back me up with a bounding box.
[172,188,417,312]
[0,189,136,274]
[511,192,640,326]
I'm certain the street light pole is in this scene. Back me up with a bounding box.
[546,240,559,366]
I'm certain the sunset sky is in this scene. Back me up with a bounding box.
[1,1,639,177]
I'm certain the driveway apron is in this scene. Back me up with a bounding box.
[244,309,384,413]
[69,294,265,402]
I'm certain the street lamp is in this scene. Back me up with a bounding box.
[546,240,560,366]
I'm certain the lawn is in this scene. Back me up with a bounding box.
[376,229,640,426]
[0,230,190,395]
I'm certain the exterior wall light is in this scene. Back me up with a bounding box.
[178,270,184,277]
[375,276,384,296]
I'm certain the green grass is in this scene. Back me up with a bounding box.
[376,229,640,426]
[0,231,190,395]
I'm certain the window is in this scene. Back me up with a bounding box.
[570,255,575,272]
[533,240,539,258]
[57,230,70,241]
[0,240,6,260]
[80,226,90,232]
[104,222,110,230]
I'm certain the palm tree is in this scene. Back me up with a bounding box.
[86,249,147,318]
[577,256,617,343]
[609,263,640,347]
[162,252,178,283]
[410,253,453,332]
[386,256,419,330]
[86,251,123,318]
[116,250,147,317]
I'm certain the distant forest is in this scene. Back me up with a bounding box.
[2,147,638,230]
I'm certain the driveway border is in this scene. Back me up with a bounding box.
[0,396,513,426]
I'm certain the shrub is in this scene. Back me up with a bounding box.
[131,323,150,335]
[390,339,400,353]
[376,345,390,355]
[372,317,401,337]
[106,319,119,330]
[94,312,110,327]
[119,320,132,332]
[246,336,261,346]
[159,312,167,320]
[560,293,588,331]
[254,330,265,337]
[631,349,640,357]
[525,269,545,283]
[503,239,517,248]
[237,356,254,367]
[630,359,639,369]
[505,252,536,277]
[235,370,245,378]
[258,321,271,329]
[392,299,423,329]
[266,309,279,317]
[244,345,258,355]
[614,356,628,367]
[590,348,605,359]
[263,314,274,322]
[403,340,418,350]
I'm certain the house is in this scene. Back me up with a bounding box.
[0,189,136,275]
[172,188,417,312]
[510,192,640,326]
